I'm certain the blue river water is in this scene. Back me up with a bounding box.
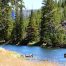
[0,45,66,64]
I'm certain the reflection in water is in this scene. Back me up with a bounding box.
[1,45,66,63]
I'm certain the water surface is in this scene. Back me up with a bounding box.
[0,45,66,65]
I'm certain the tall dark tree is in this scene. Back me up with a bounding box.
[13,0,24,43]
[63,0,66,20]
[19,0,25,40]
[40,0,56,45]
[27,10,35,42]
[27,10,41,43]
[41,0,64,46]
[0,0,14,41]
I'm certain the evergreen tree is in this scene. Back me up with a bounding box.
[27,10,35,42]
[41,0,64,46]
[63,0,66,20]
[34,10,41,41]
[13,0,24,43]
[41,0,56,45]
[19,0,25,40]
[0,0,14,41]
[27,10,40,42]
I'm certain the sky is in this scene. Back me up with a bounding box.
[23,0,43,10]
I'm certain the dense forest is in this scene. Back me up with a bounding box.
[0,0,66,48]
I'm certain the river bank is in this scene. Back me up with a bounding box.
[0,48,61,66]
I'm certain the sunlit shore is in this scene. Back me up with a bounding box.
[0,48,60,66]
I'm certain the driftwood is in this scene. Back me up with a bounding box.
[2,40,11,45]
[0,40,5,43]
[25,54,33,58]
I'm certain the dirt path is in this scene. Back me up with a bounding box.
[0,48,60,66]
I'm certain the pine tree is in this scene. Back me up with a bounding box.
[0,0,14,41]
[12,0,25,43]
[27,10,40,42]
[41,0,64,46]
[41,0,56,45]
[34,10,41,41]
[27,10,35,42]
[19,0,25,40]
[63,0,66,20]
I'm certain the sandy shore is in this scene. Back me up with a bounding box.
[0,48,60,66]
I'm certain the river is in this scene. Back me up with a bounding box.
[0,45,66,65]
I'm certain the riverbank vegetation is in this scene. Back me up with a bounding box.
[0,0,66,48]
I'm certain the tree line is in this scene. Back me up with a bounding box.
[0,0,66,47]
